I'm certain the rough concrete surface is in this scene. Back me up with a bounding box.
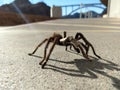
[0,18,120,90]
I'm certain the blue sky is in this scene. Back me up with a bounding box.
[0,0,105,15]
[0,0,101,6]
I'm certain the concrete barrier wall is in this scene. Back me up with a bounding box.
[108,0,120,18]
[50,6,62,18]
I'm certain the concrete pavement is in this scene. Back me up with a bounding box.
[0,18,120,90]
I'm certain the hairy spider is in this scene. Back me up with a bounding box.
[28,31,101,68]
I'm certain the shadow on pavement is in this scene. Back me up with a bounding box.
[29,54,120,90]
[46,57,120,90]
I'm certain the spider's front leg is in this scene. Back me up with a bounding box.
[41,37,58,69]
[39,37,52,65]
[28,38,48,56]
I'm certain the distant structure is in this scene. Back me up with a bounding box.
[51,0,120,18]
[101,0,120,18]
[108,0,120,18]
[51,3,104,18]
[50,6,62,18]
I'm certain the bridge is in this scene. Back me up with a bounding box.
[51,3,105,18]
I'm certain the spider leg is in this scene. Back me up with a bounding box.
[64,31,67,38]
[90,45,101,59]
[39,37,51,65]
[68,42,80,53]
[81,43,89,55]
[78,44,90,60]
[41,37,58,68]
[69,44,74,51]
[69,41,89,59]
[65,45,68,51]
[28,38,48,56]
[75,32,82,40]
[86,45,90,55]
[65,44,72,51]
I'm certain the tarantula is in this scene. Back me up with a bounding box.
[28,31,101,68]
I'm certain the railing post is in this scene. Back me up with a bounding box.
[79,3,83,19]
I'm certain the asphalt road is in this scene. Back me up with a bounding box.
[0,18,120,90]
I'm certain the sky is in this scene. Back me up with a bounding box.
[0,0,102,6]
[0,0,105,15]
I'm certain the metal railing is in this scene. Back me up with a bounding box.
[59,3,105,18]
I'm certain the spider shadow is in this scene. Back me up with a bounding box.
[29,53,120,90]
[29,54,60,61]
[46,57,120,90]
[68,50,120,89]
[67,49,119,66]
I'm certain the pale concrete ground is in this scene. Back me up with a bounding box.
[0,18,120,90]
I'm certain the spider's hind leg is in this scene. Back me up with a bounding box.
[90,45,101,59]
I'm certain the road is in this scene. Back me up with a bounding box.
[0,18,120,90]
